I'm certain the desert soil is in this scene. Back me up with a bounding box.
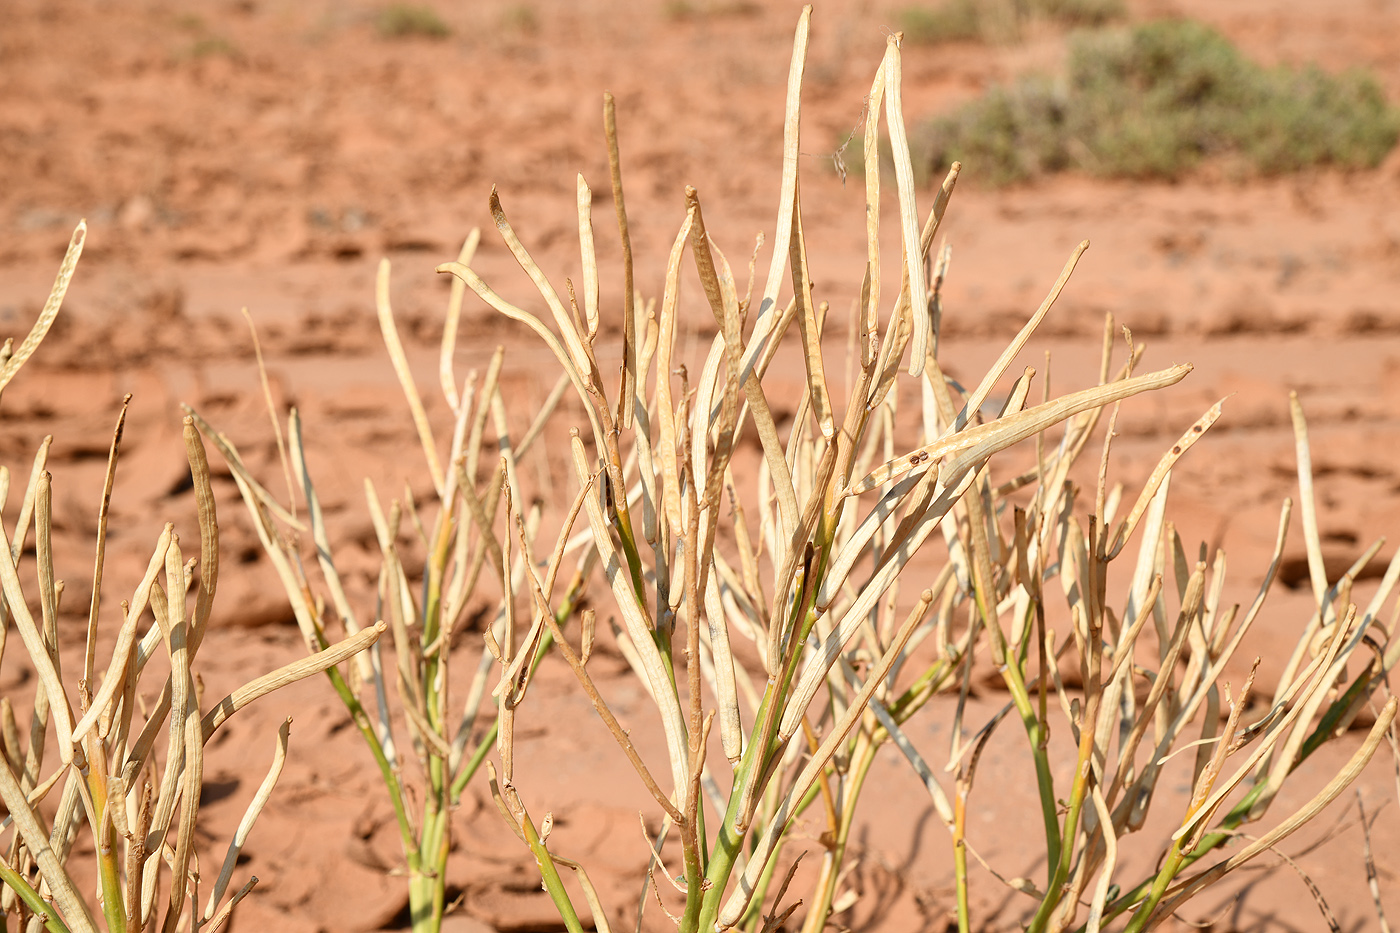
[4,0,1400,931]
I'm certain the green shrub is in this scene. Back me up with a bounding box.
[1034,0,1124,27]
[898,0,1124,46]
[664,0,763,19]
[919,18,1400,183]
[925,76,1072,185]
[188,35,240,59]
[375,3,451,40]
[898,0,984,44]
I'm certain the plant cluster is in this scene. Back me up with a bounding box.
[0,231,382,933]
[410,9,1393,933]
[917,18,1400,184]
[12,7,1397,933]
[663,0,764,21]
[897,0,1124,47]
[375,4,451,41]
[191,233,585,932]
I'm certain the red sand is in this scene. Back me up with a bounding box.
[3,1,1400,930]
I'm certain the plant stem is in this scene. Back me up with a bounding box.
[999,639,1062,882]
[612,493,650,612]
[410,805,451,932]
[415,509,458,933]
[84,755,126,933]
[0,859,72,933]
[1120,837,1186,933]
[686,683,779,933]
[966,498,1063,887]
[1090,782,1266,930]
[324,665,418,859]
[801,731,878,933]
[518,798,587,933]
[953,784,971,933]
[1026,710,1097,933]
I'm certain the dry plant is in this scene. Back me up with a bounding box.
[189,237,587,931]
[432,7,1400,933]
[985,382,1400,933]
[0,226,383,933]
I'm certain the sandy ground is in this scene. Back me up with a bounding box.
[4,0,1400,930]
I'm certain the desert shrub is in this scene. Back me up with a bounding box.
[919,18,1400,183]
[1035,0,1123,26]
[193,236,574,932]
[0,228,380,932]
[375,4,451,40]
[187,36,239,59]
[182,8,1400,933]
[921,75,1072,185]
[664,0,763,20]
[897,0,1124,46]
[426,10,1398,933]
[898,0,984,44]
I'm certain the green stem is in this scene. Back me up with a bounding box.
[802,733,878,933]
[1090,782,1266,930]
[519,800,587,933]
[411,805,451,932]
[0,859,71,933]
[967,522,1061,887]
[325,665,418,859]
[449,587,585,801]
[1026,727,1096,933]
[685,684,780,933]
[423,503,455,921]
[954,790,970,933]
[96,827,126,933]
[1121,836,1187,933]
[875,656,957,738]
[1000,650,1061,883]
[88,773,126,933]
[740,841,783,933]
[612,498,650,612]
